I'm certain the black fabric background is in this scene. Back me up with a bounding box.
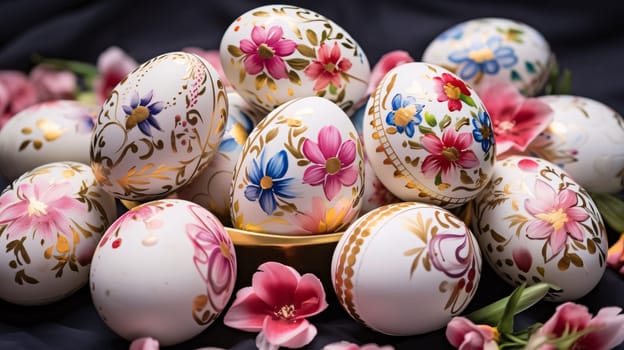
[0,1,623,349]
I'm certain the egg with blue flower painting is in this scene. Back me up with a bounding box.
[90,51,228,201]
[230,96,364,235]
[362,62,495,208]
[422,18,553,96]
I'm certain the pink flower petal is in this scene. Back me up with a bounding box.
[223,287,271,332]
[323,174,342,201]
[317,43,330,63]
[564,221,586,242]
[457,149,479,169]
[329,42,341,64]
[557,189,578,209]
[421,134,443,154]
[549,228,568,256]
[265,26,284,46]
[244,55,265,76]
[293,273,328,319]
[304,62,324,80]
[582,307,624,350]
[337,140,356,166]
[263,317,317,349]
[421,155,442,178]
[337,166,358,187]
[302,139,326,165]
[265,56,288,80]
[525,220,554,239]
[337,58,352,72]
[252,262,299,308]
[312,74,332,91]
[477,80,524,120]
[239,39,258,55]
[566,207,589,222]
[129,337,160,350]
[539,302,592,336]
[251,26,268,45]
[318,126,342,160]
[272,39,297,57]
[303,165,327,186]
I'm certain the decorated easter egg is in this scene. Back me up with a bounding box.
[331,202,482,335]
[0,161,116,305]
[176,92,257,225]
[220,4,370,115]
[0,100,98,180]
[526,95,624,193]
[230,96,364,235]
[422,18,553,96]
[471,156,607,301]
[90,51,228,201]
[362,62,495,208]
[90,199,236,346]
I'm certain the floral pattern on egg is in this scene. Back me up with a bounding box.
[422,18,553,96]
[220,5,370,115]
[471,156,607,301]
[363,62,495,208]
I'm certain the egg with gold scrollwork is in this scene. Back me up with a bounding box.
[219,4,370,116]
[90,51,228,201]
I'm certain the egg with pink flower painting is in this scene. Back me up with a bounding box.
[471,156,608,301]
[230,96,364,235]
[90,199,237,346]
[219,4,370,116]
[362,62,496,209]
[0,161,117,305]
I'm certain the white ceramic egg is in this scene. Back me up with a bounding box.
[176,92,257,224]
[219,4,370,115]
[525,95,624,193]
[422,18,553,96]
[0,161,116,305]
[230,96,364,235]
[331,202,482,335]
[90,199,236,346]
[471,156,607,301]
[362,62,495,208]
[90,51,228,201]
[0,100,98,180]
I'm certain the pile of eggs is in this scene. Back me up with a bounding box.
[0,4,621,346]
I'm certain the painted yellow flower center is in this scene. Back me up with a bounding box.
[444,83,462,100]
[274,304,296,320]
[324,62,336,73]
[27,198,48,216]
[325,157,341,175]
[480,126,492,139]
[468,47,495,63]
[442,147,460,162]
[394,105,416,127]
[219,241,232,259]
[536,208,569,231]
[130,106,150,124]
[260,176,273,190]
[258,44,275,59]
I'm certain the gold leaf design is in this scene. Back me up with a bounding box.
[265,127,279,143]
[286,58,310,70]
[21,127,32,135]
[305,29,318,46]
[33,140,43,149]
[454,117,470,131]
[36,119,65,141]
[287,71,302,85]
[460,170,474,184]
[297,44,316,58]
[255,73,267,90]
[116,163,176,193]
[227,45,243,57]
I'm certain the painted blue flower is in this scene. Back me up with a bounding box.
[448,36,518,80]
[385,93,424,138]
[122,90,164,137]
[472,109,495,153]
[219,110,254,152]
[438,23,465,41]
[244,150,296,215]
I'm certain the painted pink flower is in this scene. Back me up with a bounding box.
[186,204,236,307]
[302,125,358,201]
[607,233,624,275]
[477,80,553,156]
[0,178,83,243]
[295,197,358,234]
[223,261,328,350]
[183,47,231,87]
[421,128,479,183]
[129,337,159,350]
[94,46,138,104]
[530,302,624,350]
[304,42,352,91]
[524,179,589,258]
[29,64,77,101]
[239,25,297,80]
[512,246,532,273]
[429,231,475,279]
[365,50,414,97]
[322,341,395,350]
[446,316,499,350]
[0,70,38,129]
[518,158,539,172]
[433,73,472,112]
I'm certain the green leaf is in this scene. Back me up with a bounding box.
[591,192,624,232]
[424,111,437,127]
[510,70,522,81]
[459,94,476,107]
[439,114,452,130]
[497,283,525,334]
[434,172,442,186]
[466,282,555,326]
[525,61,536,74]
[418,125,434,135]
[285,58,310,70]
[328,82,337,94]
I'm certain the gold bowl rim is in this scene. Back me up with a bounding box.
[225,227,344,247]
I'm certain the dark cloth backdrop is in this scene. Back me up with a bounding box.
[1,1,623,349]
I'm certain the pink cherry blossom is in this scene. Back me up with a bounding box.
[183,47,231,87]
[365,50,414,97]
[0,70,38,129]
[239,25,297,80]
[304,42,353,91]
[129,337,159,350]
[302,125,358,201]
[94,46,138,104]
[421,128,479,183]
[476,80,552,156]
[607,233,624,275]
[446,316,499,350]
[322,341,395,350]
[530,302,624,350]
[186,204,236,307]
[0,178,83,243]
[29,64,77,101]
[223,261,328,350]
[524,179,589,258]
[295,197,358,234]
